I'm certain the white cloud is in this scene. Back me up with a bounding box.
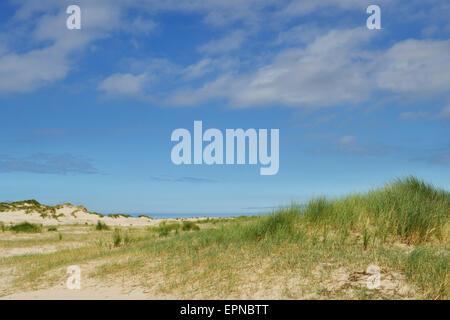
[339,135,357,145]
[170,28,374,107]
[182,59,213,80]
[335,135,399,156]
[169,75,233,106]
[399,106,450,121]
[98,73,148,96]
[0,0,153,94]
[182,57,238,80]
[274,24,323,45]
[2,0,449,106]
[126,17,157,35]
[232,28,373,107]
[138,0,269,27]
[0,2,117,93]
[198,30,247,55]
[276,0,391,18]
[399,111,428,120]
[0,46,69,93]
[168,30,450,108]
[438,105,450,119]
[374,40,450,94]
[126,58,178,76]
[336,135,367,153]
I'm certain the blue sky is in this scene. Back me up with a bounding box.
[0,0,449,215]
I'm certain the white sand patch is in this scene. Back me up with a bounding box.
[0,284,150,300]
[0,204,204,227]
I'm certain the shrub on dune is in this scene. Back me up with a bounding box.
[95,221,110,231]
[9,222,42,233]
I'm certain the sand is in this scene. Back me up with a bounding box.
[1,285,150,300]
[0,204,193,227]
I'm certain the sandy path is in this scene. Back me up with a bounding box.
[1,285,150,300]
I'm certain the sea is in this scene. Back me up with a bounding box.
[118,212,266,219]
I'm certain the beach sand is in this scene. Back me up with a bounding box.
[0,203,201,227]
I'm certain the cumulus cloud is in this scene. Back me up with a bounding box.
[170,28,375,107]
[0,2,116,93]
[98,73,148,96]
[0,46,70,93]
[374,40,450,94]
[98,57,186,98]
[2,0,449,109]
[0,0,154,94]
[167,29,450,108]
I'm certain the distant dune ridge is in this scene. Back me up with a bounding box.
[0,200,157,226]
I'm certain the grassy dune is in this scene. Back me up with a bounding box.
[0,177,448,299]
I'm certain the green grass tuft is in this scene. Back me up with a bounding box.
[301,176,449,244]
[405,247,449,299]
[95,221,110,231]
[112,228,122,247]
[9,222,42,233]
[182,221,200,231]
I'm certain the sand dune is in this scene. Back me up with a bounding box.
[0,202,171,227]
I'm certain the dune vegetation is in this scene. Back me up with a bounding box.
[8,222,43,233]
[0,177,448,299]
